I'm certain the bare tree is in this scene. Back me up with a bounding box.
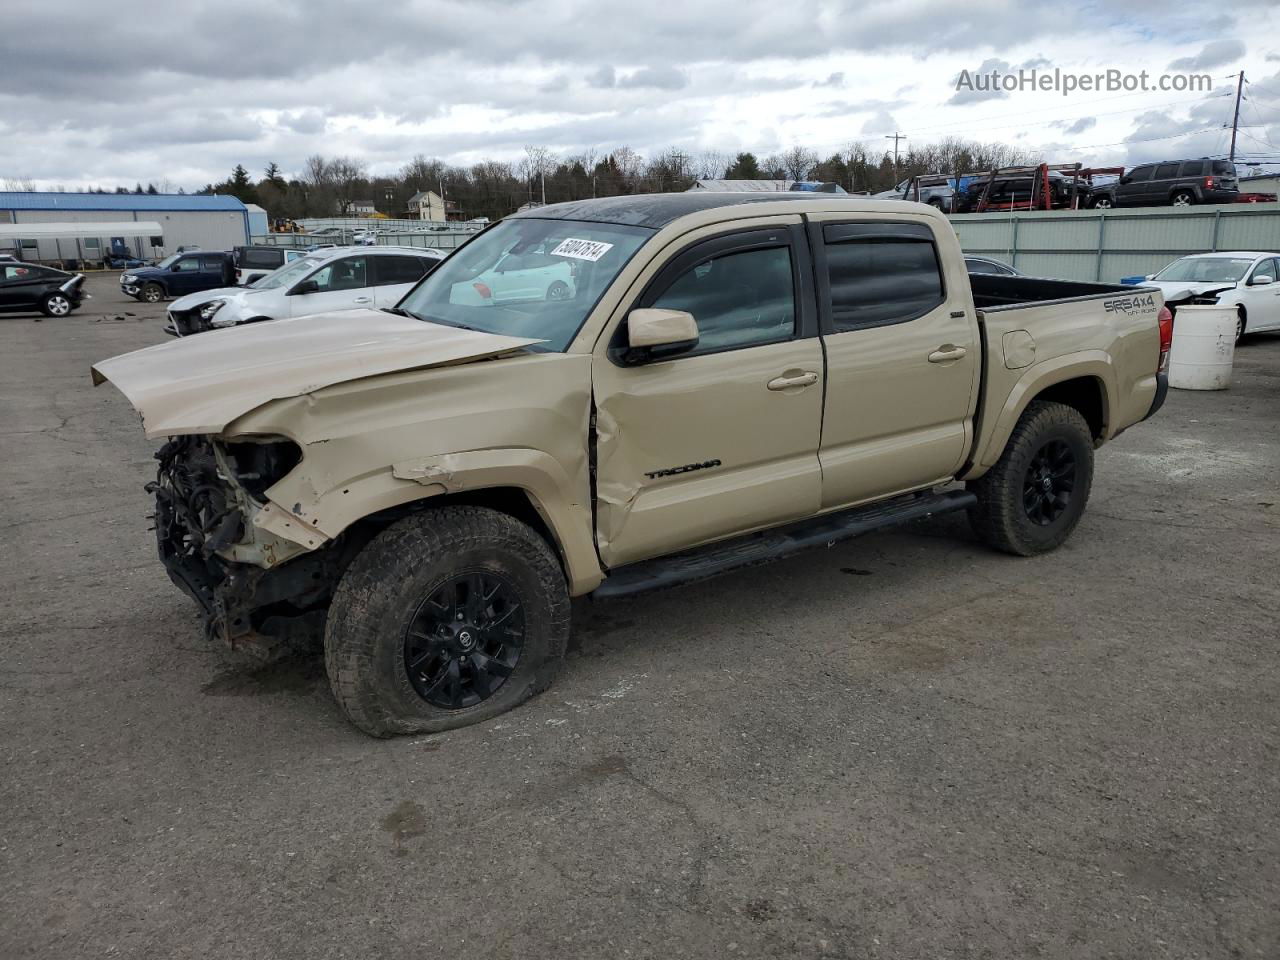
[2,176,36,191]
[693,150,731,180]
[779,146,819,181]
[327,156,368,215]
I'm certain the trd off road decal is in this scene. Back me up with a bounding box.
[1103,293,1157,315]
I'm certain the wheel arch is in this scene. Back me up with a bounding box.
[260,448,603,596]
[966,357,1115,477]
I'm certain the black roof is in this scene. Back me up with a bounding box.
[509,192,856,229]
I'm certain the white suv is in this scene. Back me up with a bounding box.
[165,246,445,336]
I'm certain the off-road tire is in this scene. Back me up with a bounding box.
[966,400,1094,556]
[141,283,164,303]
[324,506,570,737]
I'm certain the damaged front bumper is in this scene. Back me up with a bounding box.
[148,435,334,653]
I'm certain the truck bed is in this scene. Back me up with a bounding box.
[969,274,1141,310]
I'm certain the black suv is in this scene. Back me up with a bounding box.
[1092,159,1238,208]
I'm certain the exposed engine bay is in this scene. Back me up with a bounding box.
[147,435,337,655]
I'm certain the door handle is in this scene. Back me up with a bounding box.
[353,296,373,304]
[928,345,967,363]
[767,371,819,391]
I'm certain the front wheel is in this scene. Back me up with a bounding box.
[325,506,570,737]
[140,283,164,303]
[41,292,72,317]
[1091,197,1113,209]
[966,401,1095,556]
[546,280,571,301]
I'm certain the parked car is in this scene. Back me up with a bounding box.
[872,177,957,210]
[1091,159,1239,208]
[447,246,575,305]
[0,253,17,263]
[163,245,446,336]
[953,172,1091,213]
[233,245,309,286]
[965,256,1021,276]
[120,251,236,303]
[0,262,88,318]
[93,193,1169,736]
[1132,251,1280,341]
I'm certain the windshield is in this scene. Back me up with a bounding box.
[253,255,325,290]
[1153,257,1254,283]
[397,218,653,351]
[154,254,180,269]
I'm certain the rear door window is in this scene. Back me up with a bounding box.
[821,223,945,330]
[200,256,224,272]
[373,255,430,286]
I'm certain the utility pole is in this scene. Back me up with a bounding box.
[1228,71,1244,162]
[886,132,907,183]
[540,171,546,206]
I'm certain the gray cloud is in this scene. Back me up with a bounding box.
[1168,39,1245,70]
[588,65,616,89]
[1056,116,1096,135]
[860,110,898,135]
[812,72,844,88]
[617,66,688,90]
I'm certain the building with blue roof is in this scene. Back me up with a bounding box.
[0,192,250,265]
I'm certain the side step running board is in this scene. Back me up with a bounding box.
[592,489,976,600]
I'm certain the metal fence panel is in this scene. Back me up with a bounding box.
[950,203,1280,282]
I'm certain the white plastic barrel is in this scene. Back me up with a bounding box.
[1168,304,1236,390]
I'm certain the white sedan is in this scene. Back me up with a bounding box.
[165,246,445,336]
[1141,251,1280,342]
[448,249,575,306]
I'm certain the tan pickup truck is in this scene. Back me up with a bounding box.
[93,194,1171,737]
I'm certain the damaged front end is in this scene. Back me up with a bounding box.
[148,435,340,656]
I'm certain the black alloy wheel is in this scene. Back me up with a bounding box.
[404,571,525,709]
[1022,439,1076,526]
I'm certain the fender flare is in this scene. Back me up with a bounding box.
[970,352,1117,473]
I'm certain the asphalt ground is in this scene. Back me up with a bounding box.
[2,273,1278,959]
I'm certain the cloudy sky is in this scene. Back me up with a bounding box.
[2,0,1279,191]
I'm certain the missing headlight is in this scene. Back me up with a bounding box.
[221,438,302,500]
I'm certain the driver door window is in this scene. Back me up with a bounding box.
[310,257,367,292]
[644,245,796,357]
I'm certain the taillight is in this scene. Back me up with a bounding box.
[1157,305,1174,372]
[472,282,493,299]
[1205,176,1215,189]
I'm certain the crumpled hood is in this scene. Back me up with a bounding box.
[1143,279,1238,301]
[92,309,542,438]
[170,285,248,311]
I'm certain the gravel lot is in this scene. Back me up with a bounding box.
[3,273,1278,959]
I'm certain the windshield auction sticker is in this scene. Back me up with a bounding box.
[551,238,614,262]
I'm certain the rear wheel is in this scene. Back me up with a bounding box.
[325,506,570,737]
[967,401,1094,556]
[41,292,72,317]
[141,283,164,303]
[1171,191,1195,207]
[1235,308,1246,344]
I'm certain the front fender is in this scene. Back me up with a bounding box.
[261,446,602,596]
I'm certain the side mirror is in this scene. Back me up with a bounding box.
[1120,176,1132,185]
[1145,274,1156,280]
[170,263,182,272]
[1251,274,1273,286]
[291,279,319,295]
[622,308,699,363]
